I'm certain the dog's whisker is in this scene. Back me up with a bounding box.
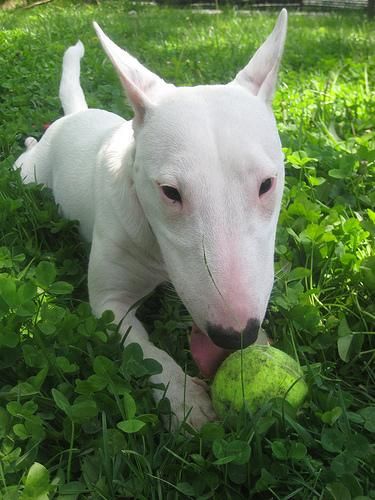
[274,263,290,282]
[202,234,226,303]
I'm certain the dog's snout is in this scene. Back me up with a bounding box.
[206,318,260,350]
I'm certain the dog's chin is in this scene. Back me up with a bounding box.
[190,323,233,378]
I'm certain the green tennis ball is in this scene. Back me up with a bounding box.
[211,345,308,417]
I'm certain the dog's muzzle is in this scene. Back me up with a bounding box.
[206,318,260,350]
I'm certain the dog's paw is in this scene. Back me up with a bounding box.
[156,373,216,430]
[180,376,217,429]
[25,137,37,150]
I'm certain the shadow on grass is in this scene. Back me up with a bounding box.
[0,2,373,152]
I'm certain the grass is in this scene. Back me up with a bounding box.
[0,1,374,498]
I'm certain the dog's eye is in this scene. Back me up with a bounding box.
[160,185,182,203]
[259,178,274,197]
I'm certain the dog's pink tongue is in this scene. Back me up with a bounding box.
[190,324,231,379]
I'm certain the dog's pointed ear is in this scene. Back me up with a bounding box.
[94,22,170,128]
[233,9,287,104]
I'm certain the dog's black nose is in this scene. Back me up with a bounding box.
[206,318,260,350]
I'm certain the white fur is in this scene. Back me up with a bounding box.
[59,41,88,115]
[15,10,287,429]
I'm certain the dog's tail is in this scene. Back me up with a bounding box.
[59,40,88,115]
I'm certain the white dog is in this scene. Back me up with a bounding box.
[15,10,287,428]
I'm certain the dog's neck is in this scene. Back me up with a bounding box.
[104,121,167,281]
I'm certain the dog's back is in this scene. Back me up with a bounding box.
[15,42,130,241]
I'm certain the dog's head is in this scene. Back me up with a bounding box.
[94,11,287,377]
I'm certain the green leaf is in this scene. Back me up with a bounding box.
[122,392,136,420]
[343,218,361,234]
[321,428,345,453]
[7,400,37,418]
[360,255,375,292]
[10,381,37,397]
[328,169,350,179]
[290,304,321,333]
[21,462,50,500]
[345,433,370,458]
[93,355,117,377]
[367,208,375,224]
[48,281,74,295]
[7,401,23,416]
[51,389,71,416]
[40,303,65,323]
[103,429,127,456]
[225,440,251,465]
[300,223,325,243]
[254,416,277,435]
[122,342,143,362]
[227,463,248,485]
[0,247,12,268]
[56,356,79,374]
[29,368,48,391]
[143,357,163,375]
[59,481,87,495]
[0,276,18,307]
[337,335,353,362]
[75,374,107,394]
[271,440,288,460]
[212,439,224,456]
[93,330,107,343]
[347,411,364,425]
[0,329,19,347]
[337,333,363,363]
[78,316,97,337]
[307,175,326,186]
[38,320,56,336]
[341,473,363,497]
[213,439,251,465]
[124,358,149,377]
[0,408,10,438]
[289,442,307,460]
[176,482,195,497]
[117,419,146,434]
[358,144,375,161]
[190,454,205,467]
[25,416,45,442]
[286,150,317,168]
[358,407,375,432]
[13,423,29,439]
[328,158,354,179]
[201,422,225,441]
[138,414,158,426]
[2,446,21,465]
[18,282,37,303]
[16,300,36,317]
[70,400,98,423]
[123,343,144,364]
[326,482,351,500]
[100,309,115,323]
[331,451,359,476]
[22,345,47,368]
[212,456,236,466]
[337,316,351,337]
[321,406,343,425]
[255,468,276,492]
[286,267,311,282]
[35,261,56,288]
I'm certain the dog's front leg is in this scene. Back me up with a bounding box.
[88,236,216,430]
